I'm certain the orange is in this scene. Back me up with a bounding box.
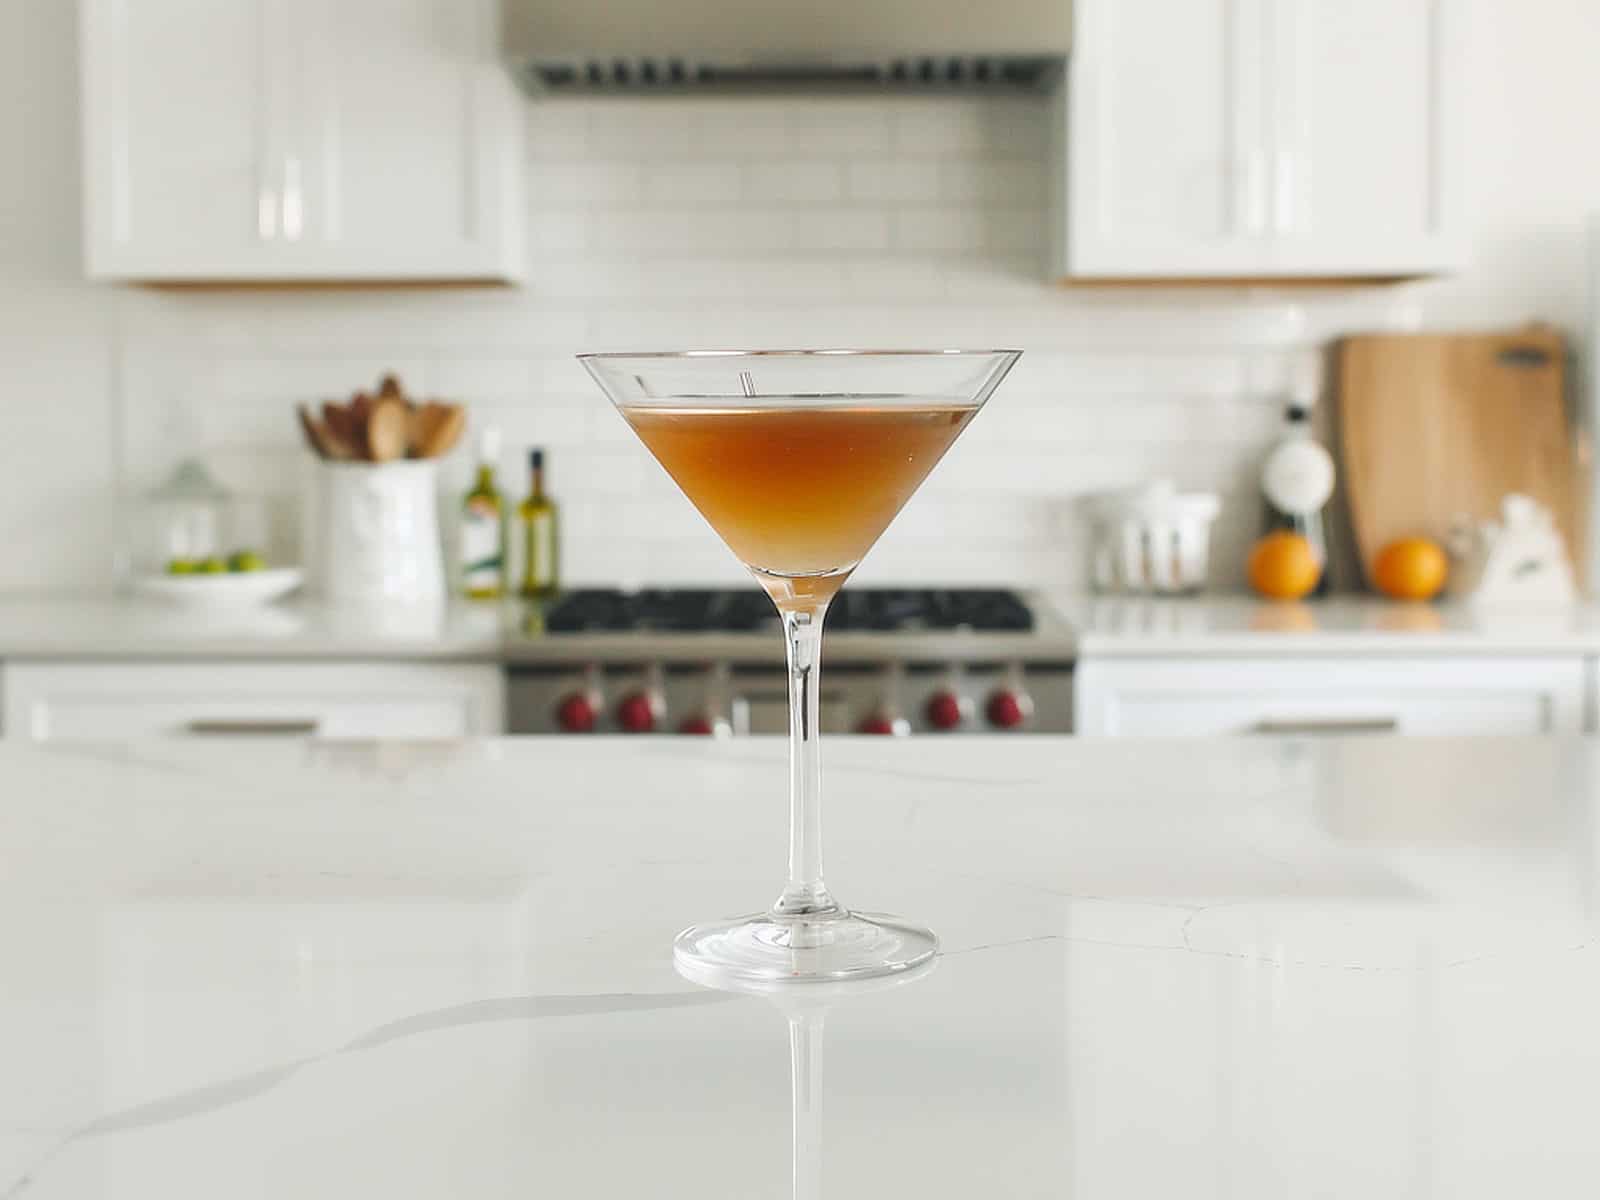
[1373,537,1448,601]
[1247,531,1321,600]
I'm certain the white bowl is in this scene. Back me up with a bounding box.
[132,567,304,608]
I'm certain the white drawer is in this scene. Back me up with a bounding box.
[1074,656,1586,737]
[0,662,505,741]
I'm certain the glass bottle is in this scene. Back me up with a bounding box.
[517,447,560,599]
[460,428,506,600]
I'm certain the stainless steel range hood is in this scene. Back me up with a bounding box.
[503,0,1071,95]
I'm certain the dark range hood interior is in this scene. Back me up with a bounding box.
[516,55,1065,95]
[503,0,1072,96]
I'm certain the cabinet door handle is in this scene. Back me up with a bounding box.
[257,187,278,240]
[185,719,320,737]
[1273,150,1297,234]
[1250,716,1398,736]
[280,156,304,242]
[1241,149,1269,236]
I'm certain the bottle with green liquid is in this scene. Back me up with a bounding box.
[516,447,560,599]
[460,428,506,600]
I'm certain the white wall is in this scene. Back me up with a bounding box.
[1,0,1596,596]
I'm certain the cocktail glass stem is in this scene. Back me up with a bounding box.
[773,602,841,921]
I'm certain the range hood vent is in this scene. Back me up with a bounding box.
[504,0,1071,96]
[517,55,1064,95]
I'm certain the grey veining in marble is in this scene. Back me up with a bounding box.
[3,736,1599,1197]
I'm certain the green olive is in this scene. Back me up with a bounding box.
[228,550,266,573]
[197,557,228,574]
[167,558,197,575]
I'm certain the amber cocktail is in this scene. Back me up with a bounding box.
[581,350,1020,983]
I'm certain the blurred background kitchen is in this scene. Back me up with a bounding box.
[3,0,1599,740]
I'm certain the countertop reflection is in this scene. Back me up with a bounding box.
[1,736,1597,1197]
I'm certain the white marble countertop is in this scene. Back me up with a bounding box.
[0,596,1070,663]
[3,594,1600,663]
[1058,593,1600,656]
[0,597,509,660]
[3,737,1598,1197]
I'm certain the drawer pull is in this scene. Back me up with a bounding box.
[1250,717,1398,736]
[185,719,320,737]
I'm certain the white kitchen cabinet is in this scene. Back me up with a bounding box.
[1,662,505,740]
[1056,0,1464,279]
[1264,0,1464,275]
[1075,656,1585,737]
[80,0,524,283]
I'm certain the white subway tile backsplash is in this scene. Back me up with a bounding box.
[535,163,643,208]
[586,208,799,254]
[985,208,1047,252]
[939,159,1046,203]
[790,210,893,251]
[217,356,432,403]
[476,399,590,449]
[428,357,535,401]
[525,105,588,161]
[586,100,711,159]
[697,100,795,156]
[782,103,894,157]
[641,163,744,207]
[527,209,587,254]
[742,162,844,204]
[533,356,593,396]
[845,161,942,203]
[892,208,988,252]
[90,94,1351,593]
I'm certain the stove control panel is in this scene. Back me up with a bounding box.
[508,661,1072,735]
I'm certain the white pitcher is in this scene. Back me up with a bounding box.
[305,459,445,604]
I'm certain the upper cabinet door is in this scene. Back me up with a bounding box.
[1060,0,1271,279]
[1058,0,1466,280]
[79,0,523,282]
[1267,0,1464,275]
[285,0,524,281]
[81,0,282,278]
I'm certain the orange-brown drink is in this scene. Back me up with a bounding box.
[619,403,976,600]
[581,350,1020,985]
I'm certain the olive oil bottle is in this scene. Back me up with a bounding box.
[516,448,560,599]
[460,428,506,600]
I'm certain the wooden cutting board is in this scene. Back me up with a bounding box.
[1336,328,1584,584]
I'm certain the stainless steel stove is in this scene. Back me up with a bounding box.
[506,588,1073,735]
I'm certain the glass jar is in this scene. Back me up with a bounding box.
[135,458,235,574]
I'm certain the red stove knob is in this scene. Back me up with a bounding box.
[678,714,714,736]
[924,690,966,731]
[985,688,1031,730]
[556,692,598,733]
[616,691,661,734]
[856,711,910,735]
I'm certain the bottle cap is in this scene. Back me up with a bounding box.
[1286,404,1310,423]
[529,447,544,470]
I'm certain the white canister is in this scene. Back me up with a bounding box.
[305,459,445,604]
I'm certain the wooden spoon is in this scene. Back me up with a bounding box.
[297,404,351,460]
[366,395,410,463]
[345,391,373,459]
[321,401,358,452]
[413,403,466,459]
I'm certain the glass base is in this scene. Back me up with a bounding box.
[673,909,938,985]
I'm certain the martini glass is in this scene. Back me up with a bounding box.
[579,349,1021,983]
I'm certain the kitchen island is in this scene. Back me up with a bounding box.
[3,737,1597,1197]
